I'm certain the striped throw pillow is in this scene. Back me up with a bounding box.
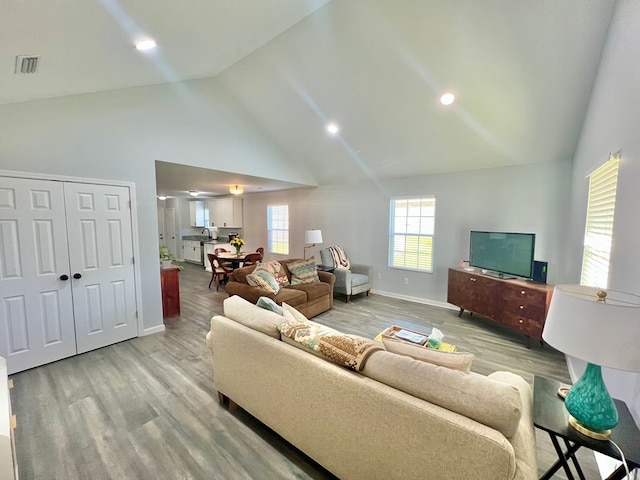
[246,269,280,294]
[288,258,320,285]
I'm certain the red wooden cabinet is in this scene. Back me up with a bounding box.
[161,266,180,318]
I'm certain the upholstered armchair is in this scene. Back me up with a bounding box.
[319,246,371,302]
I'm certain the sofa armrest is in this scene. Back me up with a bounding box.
[225,281,276,304]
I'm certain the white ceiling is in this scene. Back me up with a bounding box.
[1,0,616,195]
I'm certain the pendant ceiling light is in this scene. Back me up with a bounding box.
[229,185,244,195]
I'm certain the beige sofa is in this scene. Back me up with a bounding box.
[206,296,537,480]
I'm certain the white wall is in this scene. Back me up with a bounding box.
[0,77,311,331]
[565,0,640,430]
[243,159,571,305]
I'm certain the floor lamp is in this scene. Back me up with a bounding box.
[304,229,323,259]
[542,285,640,439]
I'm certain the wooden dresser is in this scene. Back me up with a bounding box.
[160,266,181,318]
[447,267,554,343]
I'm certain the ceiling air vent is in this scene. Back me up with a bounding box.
[14,55,40,74]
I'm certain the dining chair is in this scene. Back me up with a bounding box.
[242,252,262,267]
[208,253,235,291]
[214,247,234,269]
[256,247,265,261]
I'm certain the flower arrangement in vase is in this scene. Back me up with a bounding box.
[230,237,245,256]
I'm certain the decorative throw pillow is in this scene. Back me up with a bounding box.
[246,269,280,294]
[256,296,283,315]
[255,261,290,286]
[382,337,474,373]
[287,257,320,285]
[281,302,310,324]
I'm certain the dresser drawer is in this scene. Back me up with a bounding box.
[502,284,548,309]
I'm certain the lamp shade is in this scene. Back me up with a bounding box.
[305,229,323,245]
[542,285,640,372]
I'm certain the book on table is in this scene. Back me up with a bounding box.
[393,329,428,345]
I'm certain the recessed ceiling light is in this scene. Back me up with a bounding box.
[157,195,167,200]
[135,39,157,51]
[188,190,199,197]
[440,92,455,106]
[326,123,340,135]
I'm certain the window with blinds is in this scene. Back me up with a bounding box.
[389,196,436,272]
[580,155,620,288]
[267,205,289,255]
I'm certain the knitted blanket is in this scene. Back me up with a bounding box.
[279,320,382,371]
[328,245,351,270]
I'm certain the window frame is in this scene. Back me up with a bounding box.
[267,204,289,255]
[388,196,436,273]
[580,154,620,288]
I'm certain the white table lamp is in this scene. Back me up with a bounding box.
[304,229,323,259]
[542,285,640,439]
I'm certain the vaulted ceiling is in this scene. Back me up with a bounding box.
[1,0,616,195]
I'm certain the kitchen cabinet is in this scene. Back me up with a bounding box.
[189,200,207,227]
[447,267,554,343]
[183,240,202,264]
[207,197,243,228]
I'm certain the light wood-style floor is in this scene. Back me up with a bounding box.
[10,263,599,479]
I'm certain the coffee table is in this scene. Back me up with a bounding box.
[533,375,640,480]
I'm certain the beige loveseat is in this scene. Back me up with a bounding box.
[206,296,537,480]
[224,259,335,318]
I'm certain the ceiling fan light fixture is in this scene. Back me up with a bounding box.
[188,190,199,197]
[229,185,244,195]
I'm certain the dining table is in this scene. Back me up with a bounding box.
[217,251,253,269]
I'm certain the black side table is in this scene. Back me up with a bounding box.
[533,375,640,480]
[317,265,335,273]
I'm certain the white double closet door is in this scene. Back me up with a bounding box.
[0,176,138,374]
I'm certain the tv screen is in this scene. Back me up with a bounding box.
[469,231,535,279]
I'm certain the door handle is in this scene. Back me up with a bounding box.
[59,274,69,281]
[73,273,82,279]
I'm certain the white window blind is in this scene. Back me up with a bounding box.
[267,205,289,255]
[580,156,620,288]
[389,196,435,272]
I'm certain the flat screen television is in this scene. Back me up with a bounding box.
[469,231,535,279]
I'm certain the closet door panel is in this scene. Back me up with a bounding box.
[64,183,137,353]
[0,177,76,374]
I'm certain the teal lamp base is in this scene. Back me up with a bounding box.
[565,363,618,440]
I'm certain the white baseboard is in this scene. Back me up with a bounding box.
[369,289,457,311]
[141,324,165,336]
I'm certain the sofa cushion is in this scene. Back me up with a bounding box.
[231,264,257,284]
[350,273,369,288]
[286,281,331,302]
[222,295,283,339]
[287,258,320,285]
[256,296,284,315]
[273,287,307,309]
[382,336,474,373]
[362,350,523,437]
[247,269,280,294]
[255,261,290,286]
[282,302,309,324]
